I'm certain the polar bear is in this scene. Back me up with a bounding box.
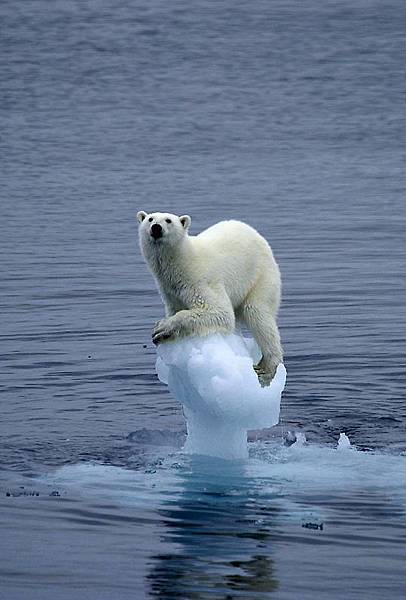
[137,211,283,385]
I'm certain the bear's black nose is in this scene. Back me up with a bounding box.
[150,223,163,239]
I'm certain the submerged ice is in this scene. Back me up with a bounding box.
[156,333,286,459]
[40,434,406,514]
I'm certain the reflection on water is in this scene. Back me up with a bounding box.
[148,457,279,598]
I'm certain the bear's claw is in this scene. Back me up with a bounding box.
[152,331,173,345]
[152,318,177,345]
[253,362,277,387]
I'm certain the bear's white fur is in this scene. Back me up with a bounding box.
[137,211,283,384]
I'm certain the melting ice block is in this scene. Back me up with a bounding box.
[156,333,286,460]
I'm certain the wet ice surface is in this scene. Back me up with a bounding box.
[2,0,406,598]
[156,334,286,459]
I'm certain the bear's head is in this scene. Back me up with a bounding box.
[137,211,191,248]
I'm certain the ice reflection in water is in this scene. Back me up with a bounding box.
[147,457,280,598]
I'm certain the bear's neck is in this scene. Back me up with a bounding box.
[145,235,194,281]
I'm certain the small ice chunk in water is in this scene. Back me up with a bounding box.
[292,432,307,447]
[337,432,352,450]
[156,334,286,460]
[284,431,298,446]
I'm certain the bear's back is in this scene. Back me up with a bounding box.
[190,220,276,303]
[194,220,271,257]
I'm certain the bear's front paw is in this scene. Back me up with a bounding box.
[152,318,178,345]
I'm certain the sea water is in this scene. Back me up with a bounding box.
[2,0,406,598]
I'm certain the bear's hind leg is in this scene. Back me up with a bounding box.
[242,298,283,386]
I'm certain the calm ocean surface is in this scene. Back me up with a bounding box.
[1,1,405,598]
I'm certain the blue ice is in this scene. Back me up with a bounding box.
[156,333,287,459]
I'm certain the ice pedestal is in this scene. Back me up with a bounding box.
[156,334,287,460]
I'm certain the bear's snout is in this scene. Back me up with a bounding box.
[150,223,163,240]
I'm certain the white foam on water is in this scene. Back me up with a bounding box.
[156,333,286,459]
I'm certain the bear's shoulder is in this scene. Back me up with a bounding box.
[193,220,264,249]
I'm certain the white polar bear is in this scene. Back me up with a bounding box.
[137,211,283,385]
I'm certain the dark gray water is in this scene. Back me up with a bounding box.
[1,1,406,598]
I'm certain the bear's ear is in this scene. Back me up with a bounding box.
[179,215,191,230]
[137,211,147,223]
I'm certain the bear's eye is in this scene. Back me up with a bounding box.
[165,218,172,224]
[148,217,153,222]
